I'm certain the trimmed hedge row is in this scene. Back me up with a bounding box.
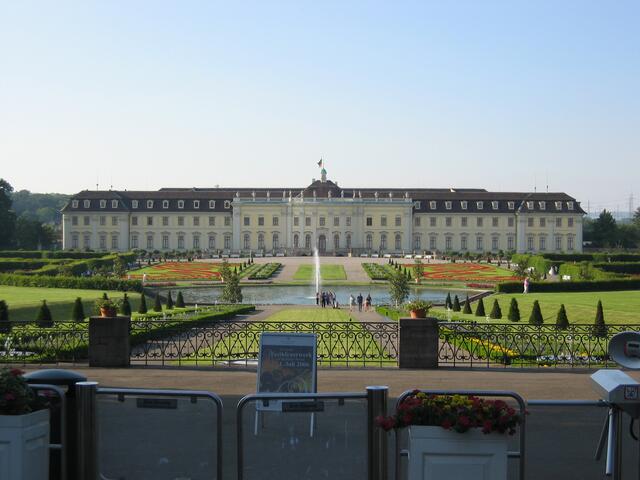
[593,262,640,275]
[26,252,137,276]
[362,263,390,280]
[0,273,143,292]
[496,279,640,293]
[248,263,281,280]
[541,253,640,262]
[0,259,61,272]
[0,250,108,259]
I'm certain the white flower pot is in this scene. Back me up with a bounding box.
[408,425,508,480]
[0,409,50,480]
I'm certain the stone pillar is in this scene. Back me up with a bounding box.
[398,317,439,369]
[89,316,131,367]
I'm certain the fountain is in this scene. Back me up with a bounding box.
[314,248,321,295]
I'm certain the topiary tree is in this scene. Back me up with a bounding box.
[445,292,452,310]
[166,291,174,310]
[221,271,243,303]
[0,300,10,333]
[475,297,486,317]
[176,291,185,308]
[452,295,461,312]
[528,300,543,325]
[556,304,569,329]
[508,298,520,322]
[462,295,472,314]
[102,292,108,300]
[36,300,53,328]
[120,293,132,316]
[71,297,85,322]
[389,269,410,307]
[153,294,163,312]
[138,293,148,314]
[414,259,424,284]
[593,300,607,337]
[489,299,502,319]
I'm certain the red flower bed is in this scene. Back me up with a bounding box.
[128,262,241,281]
[416,263,517,283]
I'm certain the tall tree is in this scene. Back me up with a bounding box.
[221,270,243,303]
[0,179,16,248]
[388,269,409,307]
[592,210,617,247]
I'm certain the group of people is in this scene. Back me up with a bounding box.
[315,291,373,311]
[316,291,339,308]
[349,293,372,312]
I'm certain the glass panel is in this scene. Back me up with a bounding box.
[97,392,219,479]
[240,396,367,480]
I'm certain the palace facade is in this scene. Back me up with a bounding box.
[61,170,584,255]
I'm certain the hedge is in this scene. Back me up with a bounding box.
[0,250,107,259]
[541,253,640,263]
[0,259,60,272]
[496,279,640,293]
[593,262,640,275]
[362,263,390,280]
[0,273,143,292]
[27,252,137,276]
[248,263,281,280]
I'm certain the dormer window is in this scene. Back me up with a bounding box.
[555,201,562,210]
[461,201,468,210]
[477,201,483,210]
[84,200,91,208]
[209,200,216,209]
[413,201,421,209]
[527,201,534,209]
[567,201,574,210]
[111,200,118,208]
[507,202,514,210]
[99,200,106,209]
[445,201,452,210]
[162,200,169,209]
[429,201,437,210]
[224,200,231,209]
[193,200,200,209]
[178,200,184,209]
[492,201,499,210]
[132,200,139,209]
[147,200,154,209]
[539,201,546,210]
[72,200,79,208]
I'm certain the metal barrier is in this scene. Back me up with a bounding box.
[29,383,67,480]
[237,387,389,480]
[394,389,527,480]
[75,382,224,480]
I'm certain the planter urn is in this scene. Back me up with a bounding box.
[409,309,426,319]
[0,408,50,480]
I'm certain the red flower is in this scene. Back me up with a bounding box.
[458,416,471,427]
[10,368,23,377]
[482,420,493,434]
[441,419,453,430]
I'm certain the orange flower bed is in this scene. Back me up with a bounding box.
[418,263,517,282]
[127,262,241,281]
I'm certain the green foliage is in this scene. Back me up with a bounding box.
[388,269,410,306]
[445,292,452,310]
[508,298,520,322]
[153,294,162,312]
[452,295,461,312]
[36,300,53,327]
[166,291,174,309]
[0,179,16,249]
[102,292,108,300]
[71,297,85,322]
[528,300,543,325]
[362,263,390,280]
[0,367,39,415]
[474,297,486,317]
[489,299,502,319]
[120,293,132,316]
[593,300,607,337]
[0,300,10,333]
[594,262,640,275]
[556,304,569,329]
[462,295,472,314]
[248,263,281,279]
[138,293,148,314]
[176,291,185,308]
[221,271,243,303]
[414,259,424,283]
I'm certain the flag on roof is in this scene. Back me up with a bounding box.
[317,158,323,168]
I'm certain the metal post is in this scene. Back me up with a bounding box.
[367,386,389,480]
[76,381,98,480]
[605,407,622,480]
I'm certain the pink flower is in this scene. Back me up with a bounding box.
[482,420,493,434]
[441,419,453,430]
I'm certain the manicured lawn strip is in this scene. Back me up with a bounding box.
[292,264,347,281]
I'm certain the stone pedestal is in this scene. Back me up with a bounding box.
[398,317,439,369]
[89,316,130,367]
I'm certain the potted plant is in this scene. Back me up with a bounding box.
[377,391,523,480]
[94,297,121,317]
[0,367,50,479]
[405,299,433,319]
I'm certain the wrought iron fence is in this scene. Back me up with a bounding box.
[438,322,640,368]
[130,319,399,367]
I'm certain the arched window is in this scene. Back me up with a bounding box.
[208,236,215,249]
[243,234,250,250]
[346,234,352,249]
[380,234,387,250]
[258,234,265,250]
[414,235,421,250]
[293,234,299,248]
[273,233,279,250]
[366,234,372,250]
[305,234,311,249]
[334,234,340,250]
[395,234,401,250]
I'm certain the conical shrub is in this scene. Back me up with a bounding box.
[528,300,543,325]
[592,300,607,337]
[176,291,185,308]
[71,297,85,322]
[153,294,162,312]
[36,300,53,328]
[508,298,520,322]
[452,295,461,312]
[556,304,569,329]
[463,295,472,314]
[166,291,174,310]
[0,300,10,334]
[120,293,132,316]
[445,293,452,310]
[102,292,108,300]
[138,293,148,314]
[489,299,502,319]
[475,297,486,317]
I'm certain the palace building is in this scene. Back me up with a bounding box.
[61,168,584,255]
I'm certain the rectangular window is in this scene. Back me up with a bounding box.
[476,217,483,227]
[492,201,499,210]
[540,236,546,250]
[208,236,215,249]
[445,201,452,210]
[193,216,200,226]
[508,201,515,210]
[72,200,79,208]
[492,217,499,227]
[381,216,387,227]
[131,216,138,226]
[258,216,264,226]
[72,216,78,226]
[208,216,215,226]
[319,217,326,226]
[193,200,200,209]
[477,201,483,210]
[366,217,372,227]
[414,217,421,227]
[83,235,91,249]
[461,236,467,250]
[429,201,436,210]
[508,236,514,250]
[528,217,534,227]
[272,216,279,226]
[244,216,250,226]
[492,237,498,250]
[540,218,546,227]
[146,235,153,249]
[346,216,351,227]
[112,216,118,226]
[132,200,138,209]
[72,235,79,249]
[178,236,184,249]
[555,236,562,250]
[556,217,562,228]
[334,217,340,227]
[305,217,311,227]
[193,236,200,249]
[162,235,169,249]
[209,200,216,209]
[224,235,231,250]
[178,216,184,226]
[131,235,138,249]
[178,200,184,209]
[395,216,401,227]
[429,217,436,227]
[527,201,534,210]
[568,218,574,227]
[99,216,106,226]
[294,217,299,227]
[508,217,514,227]
[461,217,467,227]
[445,217,452,227]
[99,235,106,249]
[568,236,574,250]
[476,236,483,251]
[527,236,534,250]
[224,216,231,227]
[539,201,546,210]
[162,216,169,226]
[147,216,153,226]
[461,201,468,210]
[101,200,107,209]
[445,236,452,250]
[555,201,562,210]
[429,236,436,250]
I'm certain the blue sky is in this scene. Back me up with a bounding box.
[0,1,638,214]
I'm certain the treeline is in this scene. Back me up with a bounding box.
[584,209,640,248]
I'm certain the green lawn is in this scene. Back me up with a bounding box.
[292,264,347,281]
[432,290,640,325]
[0,286,142,322]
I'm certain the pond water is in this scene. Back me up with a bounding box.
[159,285,453,306]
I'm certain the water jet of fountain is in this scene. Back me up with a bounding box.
[314,248,321,295]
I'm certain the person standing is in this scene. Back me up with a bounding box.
[349,294,355,312]
[357,293,363,312]
[365,293,372,312]
[523,277,530,294]
[316,292,320,306]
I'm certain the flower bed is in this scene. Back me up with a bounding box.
[362,263,390,280]
[418,264,517,283]
[127,262,247,281]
